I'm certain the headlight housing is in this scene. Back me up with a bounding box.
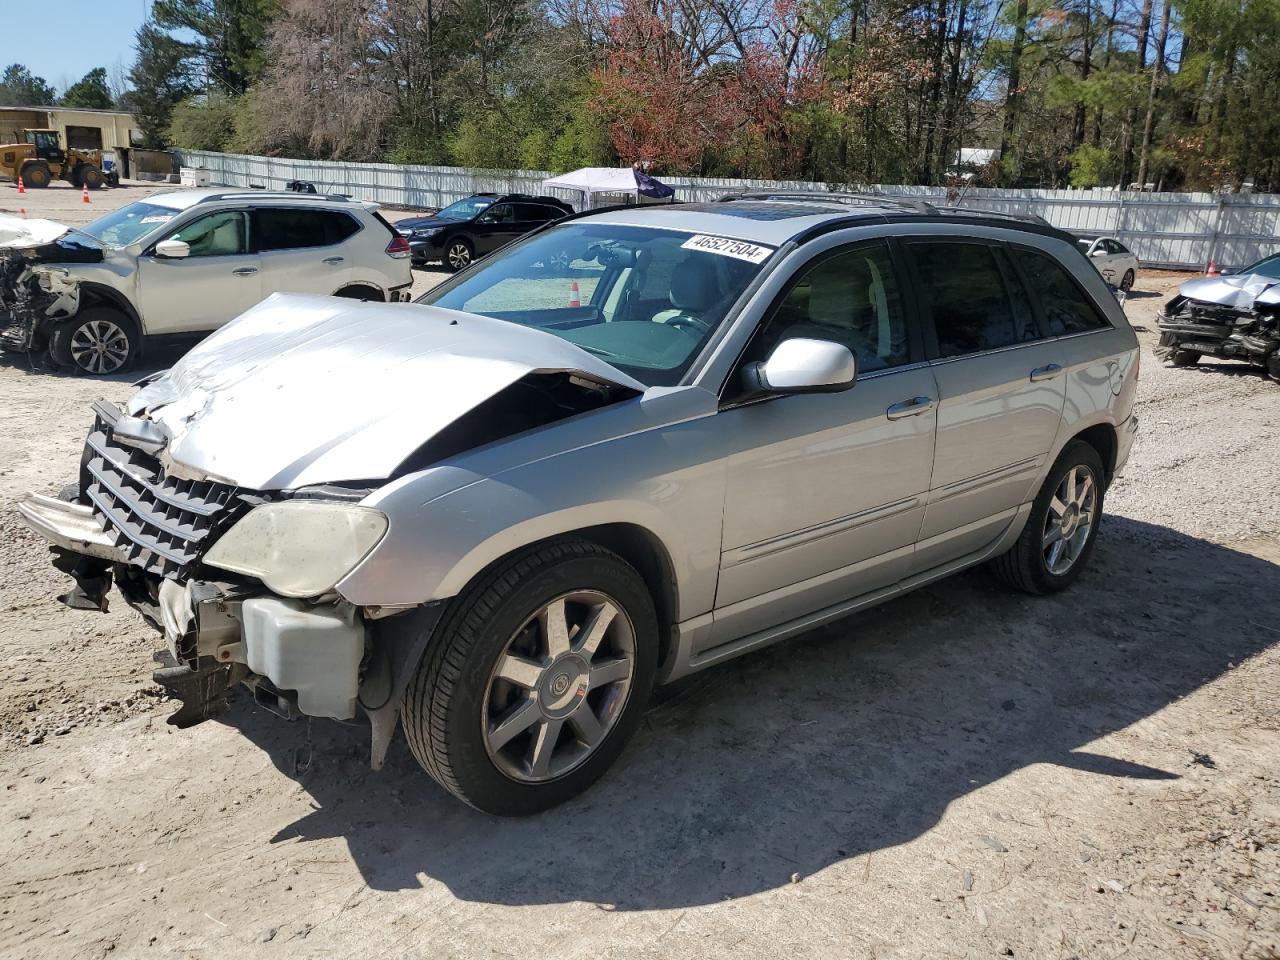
[204,501,388,598]
[414,227,441,238]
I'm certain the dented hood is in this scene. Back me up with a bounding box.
[127,293,645,490]
[1179,272,1280,310]
[0,215,71,248]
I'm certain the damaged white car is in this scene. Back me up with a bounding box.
[19,197,1139,814]
[0,191,412,374]
[1156,253,1280,380]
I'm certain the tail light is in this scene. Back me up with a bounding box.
[385,235,411,259]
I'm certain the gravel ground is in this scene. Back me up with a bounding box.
[0,181,1277,960]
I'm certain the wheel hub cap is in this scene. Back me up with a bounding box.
[482,591,636,783]
[539,655,589,718]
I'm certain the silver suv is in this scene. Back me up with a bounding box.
[20,195,1139,815]
[0,190,413,374]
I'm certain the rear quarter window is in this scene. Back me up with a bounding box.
[1009,246,1111,335]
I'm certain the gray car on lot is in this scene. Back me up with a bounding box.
[19,195,1139,815]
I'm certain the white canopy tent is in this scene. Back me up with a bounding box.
[541,167,676,210]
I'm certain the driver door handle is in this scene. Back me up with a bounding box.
[886,396,935,420]
[323,256,345,265]
[232,267,258,276]
[1030,363,1064,382]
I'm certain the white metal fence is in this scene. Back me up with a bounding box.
[177,149,1280,271]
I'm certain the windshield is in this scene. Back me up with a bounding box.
[435,197,495,220]
[1240,253,1280,280]
[419,222,773,386]
[81,201,181,248]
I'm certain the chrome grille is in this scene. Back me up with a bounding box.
[82,412,239,577]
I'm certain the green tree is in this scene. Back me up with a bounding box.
[62,68,114,109]
[151,0,279,95]
[0,64,57,106]
[167,94,240,150]
[127,25,197,147]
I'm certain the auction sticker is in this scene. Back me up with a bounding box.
[681,235,774,263]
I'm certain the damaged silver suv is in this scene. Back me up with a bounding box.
[20,195,1140,815]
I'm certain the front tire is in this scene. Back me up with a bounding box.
[80,165,105,190]
[402,540,658,816]
[444,238,473,272]
[991,440,1105,595]
[49,307,139,375]
[1170,349,1201,367]
[23,163,51,189]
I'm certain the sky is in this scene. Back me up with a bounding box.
[0,0,152,97]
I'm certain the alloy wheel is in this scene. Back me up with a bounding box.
[69,318,131,374]
[447,243,472,270]
[482,590,636,783]
[1042,464,1098,575]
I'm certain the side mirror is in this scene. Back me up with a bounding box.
[154,239,191,259]
[1090,248,1106,257]
[741,338,858,396]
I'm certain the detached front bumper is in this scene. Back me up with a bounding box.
[17,487,366,728]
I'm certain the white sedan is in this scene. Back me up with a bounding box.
[1076,235,1139,291]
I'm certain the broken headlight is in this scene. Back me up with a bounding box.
[204,501,388,598]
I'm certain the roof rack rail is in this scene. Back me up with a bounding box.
[718,191,939,215]
[938,205,1051,227]
[193,191,356,205]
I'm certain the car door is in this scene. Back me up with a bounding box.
[1090,238,1121,284]
[708,240,939,647]
[254,207,357,296]
[903,238,1067,573]
[134,209,261,334]
[473,202,521,255]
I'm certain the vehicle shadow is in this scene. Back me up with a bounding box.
[221,516,1279,908]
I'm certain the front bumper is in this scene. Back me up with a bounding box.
[18,486,367,726]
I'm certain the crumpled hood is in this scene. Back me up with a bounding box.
[126,293,645,490]
[1179,272,1280,310]
[0,215,70,248]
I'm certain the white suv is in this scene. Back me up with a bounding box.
[0,190,413,374]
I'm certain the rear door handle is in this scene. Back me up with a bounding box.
[886,396,936,420]
[1030,363,1064,382]
[323,256,345,265]
[232,267,258,276]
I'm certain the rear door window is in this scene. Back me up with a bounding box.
[254,208,357,251]
[907,241,1037,357]
[1008,246,1111,335]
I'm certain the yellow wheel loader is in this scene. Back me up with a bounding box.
[1,129,106,190]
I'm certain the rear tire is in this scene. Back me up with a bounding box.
[1120,269,1135,292]
[23,163,51,189]
[402,539,658,816]
[49,307,139,375]
[991,440,1105,595]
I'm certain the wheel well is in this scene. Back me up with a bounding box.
[1072,423,1118,484]
[333,284,386,301]
[571,524,678,666]
[76,284,142,330]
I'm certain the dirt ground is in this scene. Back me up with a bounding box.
[1,181,1277,960]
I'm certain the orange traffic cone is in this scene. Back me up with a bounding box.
[82,182,91,204]
[16,176,24,194]
[568,280,581,308]
[1206,258,1219,276]
[19,207,25,218]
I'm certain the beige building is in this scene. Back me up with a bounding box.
[0,104,139,153]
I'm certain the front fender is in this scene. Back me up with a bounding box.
[336,389,725,619]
